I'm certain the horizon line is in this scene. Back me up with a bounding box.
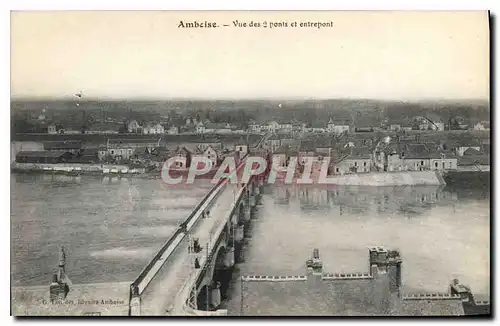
[10,95,490,103]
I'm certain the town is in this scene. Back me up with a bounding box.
[11,100,490,179]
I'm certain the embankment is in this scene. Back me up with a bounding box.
[317,171,445,186]
[443,171,490,189]
[11,162,146,175]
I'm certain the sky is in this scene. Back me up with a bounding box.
[11,11,489,100]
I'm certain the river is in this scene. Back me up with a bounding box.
[11,173,490,314]
[10,173,213,286]
[223,183,490,315]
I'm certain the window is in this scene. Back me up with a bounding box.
[364,162,367,167]
[449,162,452,168]
[336,168,339,173]
[354,162,358,167]
[435,162,438,168]
[239,146,242,151]
[421,160,424,165]
[111,150,115,155]
[443,162,446,169]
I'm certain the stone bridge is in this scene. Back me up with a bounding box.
[128,154,268,316]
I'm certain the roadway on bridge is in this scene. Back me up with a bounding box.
[139,182,241,315]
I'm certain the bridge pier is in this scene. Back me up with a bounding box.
[223,246,235,269]
[243,205,251,221]
[249,194,256,207]
[234,239,245,264]
[235,224,245,242]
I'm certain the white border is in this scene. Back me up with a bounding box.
[2,1,497,325]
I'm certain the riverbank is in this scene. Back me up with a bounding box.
[443,170,490,189]
[270,170,446,186]
[11,162,149,176]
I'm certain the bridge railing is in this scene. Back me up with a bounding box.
[129,178,226,298]
[128,152,254,311]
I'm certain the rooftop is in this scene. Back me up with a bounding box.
[16,150,69,158]
[43,140,82,150]
[300,140,316,151]
[108,138,160,145]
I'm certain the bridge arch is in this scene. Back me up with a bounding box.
[213,245,234,301]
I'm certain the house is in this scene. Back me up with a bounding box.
[131,147,154,163]
[418,120,430,131]
[425,115,446,131]
[399,143,457,171]
[200,122,232,134]
[384,144,403,172]
[248,122,262,133]
[72,149,99,164]
[16,150,72,164]
[298,140,317,165]
[389,124,401,132]
[47,124,57,134]
[128,120,141,133]
[292,122,307,134]
[400,143,431,171]
[308,121,326,133]
[433,122,445,131]
[264,135,282,152]
[171,146,192,169]
[272,146,290,171]
[333,148,372,175]
[428,152,458,171]
[107,138,161,159]
[196,121,206,134]
[353,116,377,133]
[98,146,108,161]
[452,138,482,156]
[473,121,490,131]
[192,145,219,169]
[280,137,300,149]
[167,126,179,135]
[190,138,223,153]
[267,121,281,132]
[327,119,350,135]
[44,140,82,154]
[278,121,293,133]
[315,138,333,156]
[143,123,165,135]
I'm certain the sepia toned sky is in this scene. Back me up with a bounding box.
[11,11,489,100]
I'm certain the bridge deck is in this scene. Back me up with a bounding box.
[139,182,240,315]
